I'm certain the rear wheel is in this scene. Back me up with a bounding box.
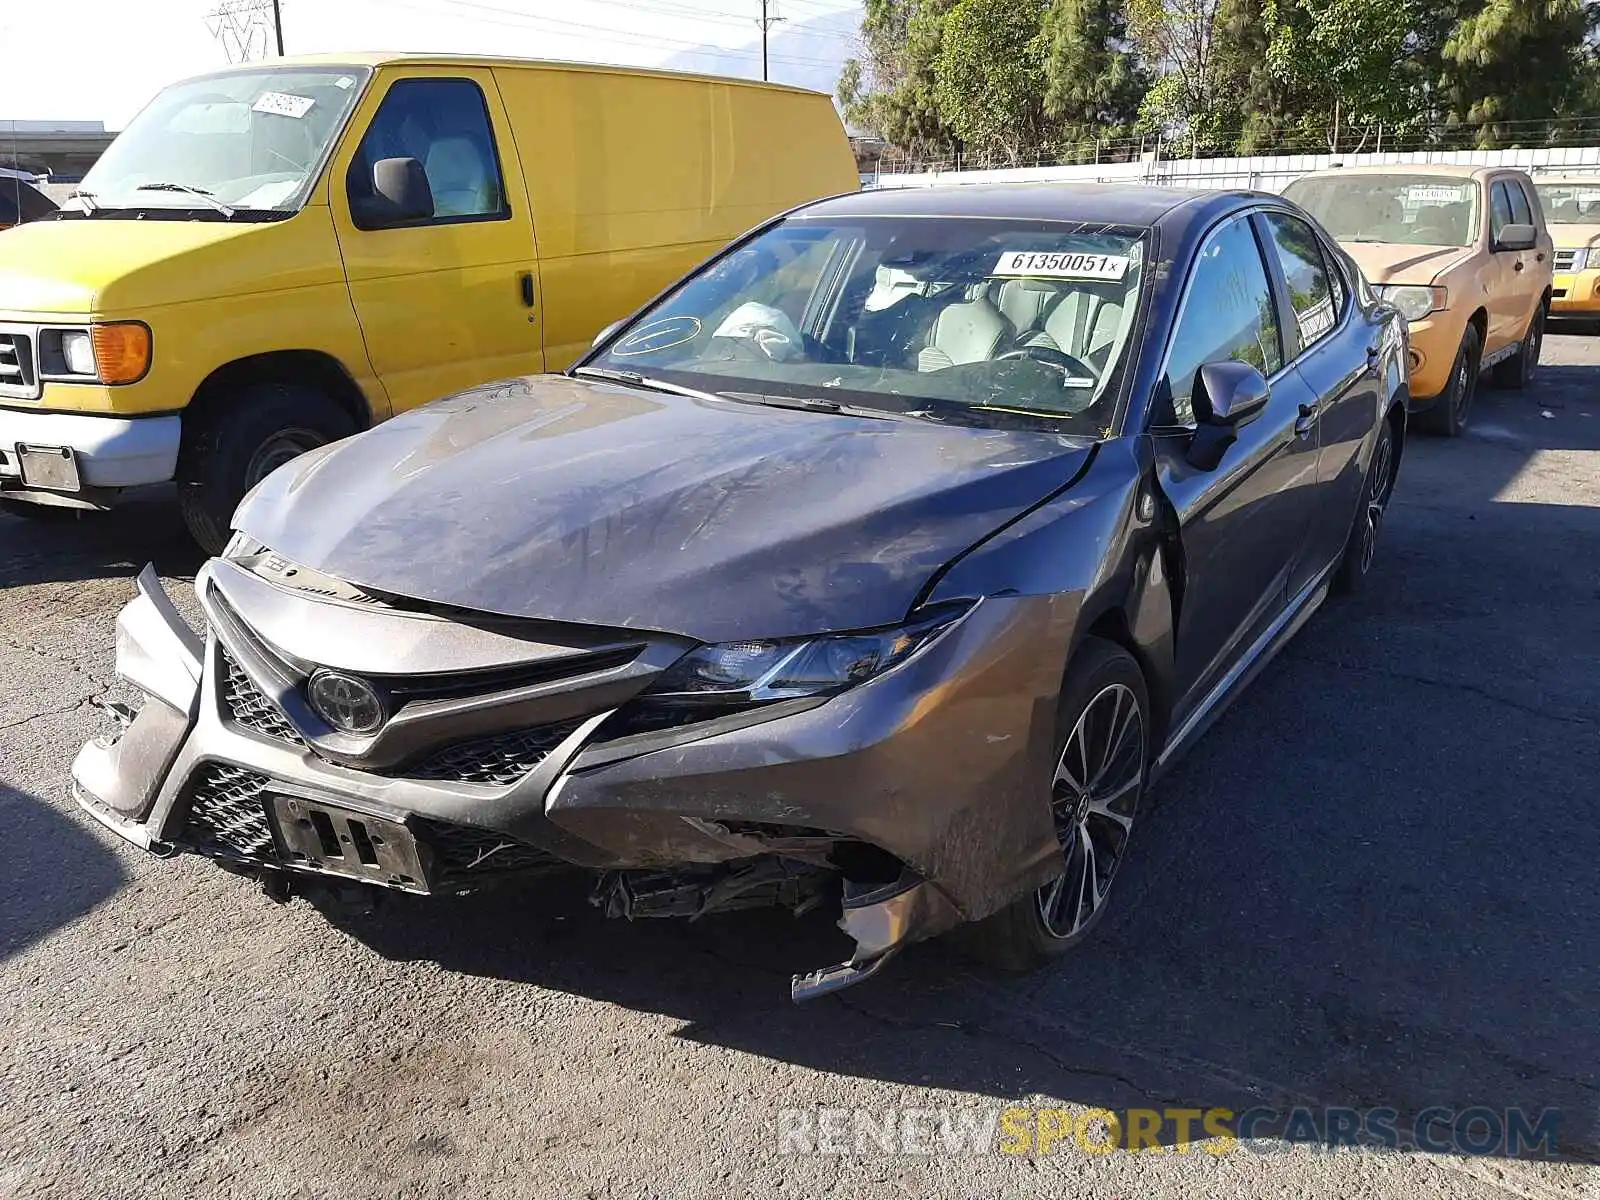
[1491,305,1544,389]
[964,638,1150,972]
[1418,324,1479,437]
[177,383,356,554]
[1332,418,1397,596]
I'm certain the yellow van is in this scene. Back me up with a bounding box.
[0,54,857,548]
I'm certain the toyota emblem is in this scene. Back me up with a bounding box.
[307,670,387,735]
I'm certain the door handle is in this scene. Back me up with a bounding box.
[1294,402,1318,438]
[1365,344,1381,378]
[1514,261,1526,272]
[518,271,536,308]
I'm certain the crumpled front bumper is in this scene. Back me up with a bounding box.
[74,564,1069,985]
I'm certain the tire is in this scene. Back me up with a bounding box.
[1491,305,1544,390]
[176,382,356,554]
[961,637,1151,973]
[1332,417,1397,596]
[1417,324,1480,437]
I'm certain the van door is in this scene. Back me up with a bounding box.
[331,69,541,414]
[1485,179,1525,353]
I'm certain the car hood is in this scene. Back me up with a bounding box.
[0,212,342,319]
[1339,241,1474,286]
[1549,222,1600,251]
[236,375,1095,642]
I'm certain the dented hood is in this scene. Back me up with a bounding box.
[235,375,1092,642]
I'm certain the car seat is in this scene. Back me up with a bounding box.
[995,279,1061,343]
[426,137,497,217]
[917,284,1014,371]
[1024,283,1126,366]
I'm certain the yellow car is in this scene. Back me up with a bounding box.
[1283,165,1552,436]
[1532,173,1600,319]
[0,55,857,548]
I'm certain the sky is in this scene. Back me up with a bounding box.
[0,0,862,129]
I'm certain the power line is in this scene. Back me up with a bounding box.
[757,0,786,82]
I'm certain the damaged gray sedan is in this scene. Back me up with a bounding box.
[74,184,1408,1000]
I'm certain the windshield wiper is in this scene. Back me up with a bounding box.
[719,391,902,421]
[571,366,726,404]
[134,182,235,219]
[65,189,99,213]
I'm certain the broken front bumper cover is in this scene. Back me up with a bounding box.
[74,565,1062,998]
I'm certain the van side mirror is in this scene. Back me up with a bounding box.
[592,319,625,351]
[352,157,434,229]
[1495,222,1537,252]
[1186,361,1270,470]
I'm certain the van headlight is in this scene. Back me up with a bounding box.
[61,331,96,376]
[41,322,152,385]
[1375,285,1446,322]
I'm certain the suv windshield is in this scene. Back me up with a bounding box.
[1284,175,1479,247]
[586,216,1147,434]
[1535,183,1600,225]
[64,67,369,217]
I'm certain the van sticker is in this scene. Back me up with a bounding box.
[992,251,1130,281]
[334,76,356,90]
[612,315,703,356]
[252,91,317,119]
[1406,185,1469,204]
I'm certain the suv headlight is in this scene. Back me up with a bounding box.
[1376,285,1446,322]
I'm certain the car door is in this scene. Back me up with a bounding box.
[1151,213,1324,719]
[1484,179,1526,353]
[1506,178,1550,335]
[1258,208,1385,587]
[331,70,543,414]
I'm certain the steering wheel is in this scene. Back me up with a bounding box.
[996,344,1096,379]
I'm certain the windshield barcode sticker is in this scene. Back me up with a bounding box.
[992,251,1130,281]
[1407,186,1468,204]
[252,91,316,119]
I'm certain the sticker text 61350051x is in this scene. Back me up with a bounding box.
[992,251,1131,281]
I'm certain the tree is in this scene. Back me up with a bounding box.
[1439,0,1597,145]
[1125,0,1229,149]
[934,0,1052,164]
[1038,0,1148,159]
[837,0,960,157]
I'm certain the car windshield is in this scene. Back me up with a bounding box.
[1283,175,1479,247]
[1535,183,1600,225]
[63,67,369,217]
[586,216,1147,434]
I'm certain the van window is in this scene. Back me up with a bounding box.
[1491,182,1514,243]
[348,78,508,226]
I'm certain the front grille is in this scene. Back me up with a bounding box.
[1555,248,1578,271]
[180,763,276,859]
[218,647,306,747]
[386,718,586,785]
[0,331,36,398]
[412,816,562,882]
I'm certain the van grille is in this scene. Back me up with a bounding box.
[0,331,37,399]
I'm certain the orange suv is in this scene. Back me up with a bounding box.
[1283,165,1552,435]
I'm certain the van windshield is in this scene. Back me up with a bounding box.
[64,67,369,218]
[1535,183,1600,225]
[1283,175,1479,247]
[585,216,1147,436]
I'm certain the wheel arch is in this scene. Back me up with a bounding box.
[187,350,375,432]
[1467,306,1488,347]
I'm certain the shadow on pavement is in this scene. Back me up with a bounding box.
[0,783,128,962]
[0,486,203,590]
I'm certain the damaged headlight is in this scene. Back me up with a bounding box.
[644,602,975,707]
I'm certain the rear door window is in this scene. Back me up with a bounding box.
[1491,182,1514,244]
[1260,212,1339,355]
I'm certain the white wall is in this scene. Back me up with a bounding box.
[870,144,1600,193]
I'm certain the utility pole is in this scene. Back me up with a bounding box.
[756,0,785,82]
[272,0,284,54]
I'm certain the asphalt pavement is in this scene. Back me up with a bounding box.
[2,338,1597,1199]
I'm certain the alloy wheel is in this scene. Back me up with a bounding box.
[1036,682,1147,939]
[1358,431,1394,576]
[1451,349,1473,424]
[246,427,328,488]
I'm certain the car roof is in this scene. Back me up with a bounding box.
[1290,163,1515,182]
[169,53,827,98]
[792,182,1263,229]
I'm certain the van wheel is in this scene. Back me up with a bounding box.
[1418,325,1479,437]
[177,383,356,554]
[958,638,1150,973]
[1491,306,1544,389]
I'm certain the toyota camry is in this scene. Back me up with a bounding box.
[74,183,1408,1000]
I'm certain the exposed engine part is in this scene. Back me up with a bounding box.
[592,857,833,921]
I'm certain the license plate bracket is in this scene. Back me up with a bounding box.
[268,795,430,893]
[16,444,83,492]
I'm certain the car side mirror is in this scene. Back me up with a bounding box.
[1496,222,1537,252]
[352,157,434,228]
[1186,361,1270,470]
[592,319,624,351]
